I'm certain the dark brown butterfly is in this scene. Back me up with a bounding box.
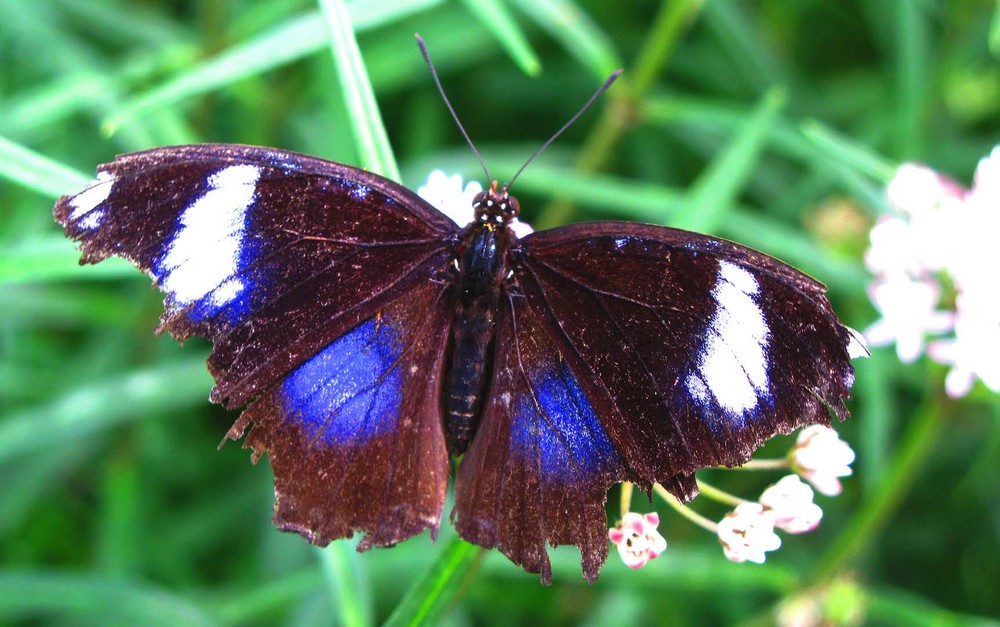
[53,41,864,583]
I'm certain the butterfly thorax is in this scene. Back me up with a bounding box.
[443,188,520,454]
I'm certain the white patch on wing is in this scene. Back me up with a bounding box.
[846,326,869,359]
[77,209,106,230]
[687,260,771,420]
[69,171,115,224]
[158,164,260,307]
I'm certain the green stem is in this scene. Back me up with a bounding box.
[318,543,372,627]
[695,479,746,508]
[654,483,718,532]
[810,390,945,583]
[319,0,400,181]
[535,0,705,229]
[619,481,635,517]
[737,458,791,471]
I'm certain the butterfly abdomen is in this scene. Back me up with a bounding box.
[444,221,515,454]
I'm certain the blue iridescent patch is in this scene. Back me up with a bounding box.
[512,360,620,481]
[282,318,403,446]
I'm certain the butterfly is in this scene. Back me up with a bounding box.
[53,46,864,582]
[54,142,864,583]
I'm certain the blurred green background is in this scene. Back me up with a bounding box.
[1,0,998,625]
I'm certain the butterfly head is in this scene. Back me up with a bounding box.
[472,181,520,226]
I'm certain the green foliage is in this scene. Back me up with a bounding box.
[1,0,997,624]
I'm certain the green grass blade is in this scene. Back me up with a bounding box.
[867,585,999,627]
[701,0,786,91]
[0,237,136,285]
[104,13,326,134]
[317,543,373,627]
[0,571,216,626]
[0,361,211,464]
[319,0,400,180]
[645,93,894,216]
[672,87,786,233]
[106,0,440,135]
[800,120,898,184]
[2,45,198,135]
[507,0,620,78]
[991,0,1000,57]
[458,0,540,75]
[383,537,482,627]
[0,135,89,198]
[891,0,930,158]
[49,0,186,46]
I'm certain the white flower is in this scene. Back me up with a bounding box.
[882,163,966,274]
[970,145,1000,206]
[717,503,781,564]
[928,296,1000,398]
[608,512,667,569]
[864,216,923,276]
[417,170,481,226]
[886,163,965,218]
[758,475,823,534]
[791,425,855,496]
[866,147,1000,397]
[863,274,953,363]
[942,148,1000,295]
[416,170,534,237]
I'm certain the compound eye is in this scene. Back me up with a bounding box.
[472,190,489,208]
[505,196,521,218]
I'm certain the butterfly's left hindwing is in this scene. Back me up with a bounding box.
[227,279,452,548]
[55,144,457,548]
[453,294,627,584]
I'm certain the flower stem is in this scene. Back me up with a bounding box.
[654,483,718,532]
[619,481,634,517]
[810,388,945,583]
[736,458,790,471]
[695,479,746,507]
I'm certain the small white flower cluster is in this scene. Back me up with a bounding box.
[717,502,783,564]
[417,170,534,237]
[417,170,483,226]
[717,425,851,564]
[791,425,855,497]
[611,425,855,569]
[759,475,823,533]
[607,512,668,569]
[865,146,1000,397]
[716,475,824,564]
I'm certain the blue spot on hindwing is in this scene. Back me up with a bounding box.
[512,360,620,482]
[281,318,403,446]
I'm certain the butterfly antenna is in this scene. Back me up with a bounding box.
[504,68,622,191]
[415,34,492,183]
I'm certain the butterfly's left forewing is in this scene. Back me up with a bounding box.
[513,223,859,487]
[55,144,457,549]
